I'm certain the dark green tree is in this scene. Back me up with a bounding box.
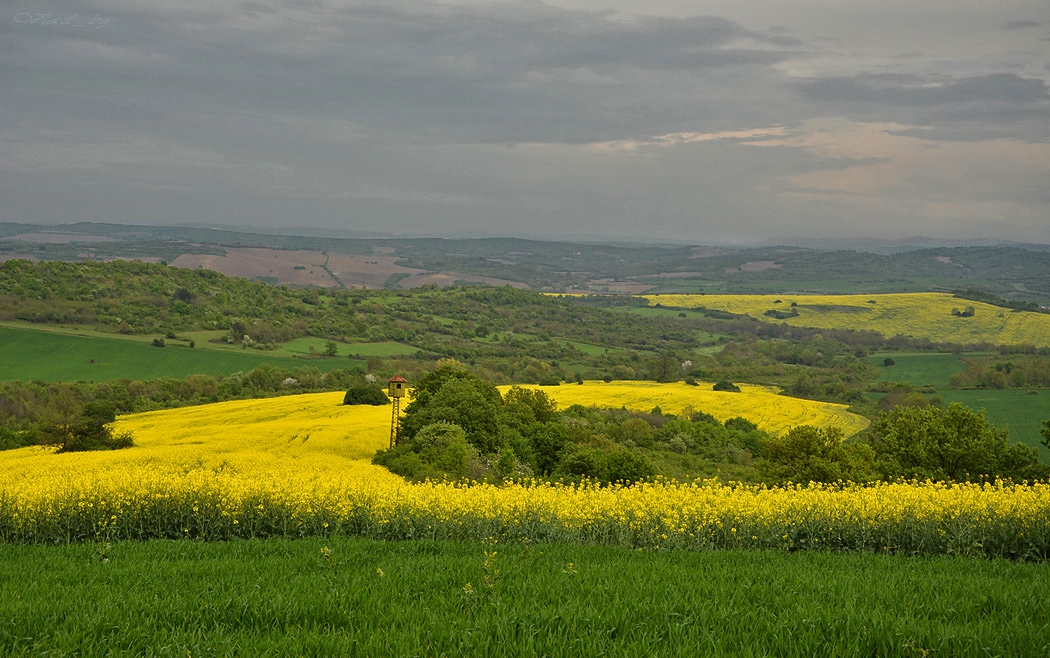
[869,403,1047,482]
[342,385,389,406]
[400,367,504,454]
[760,426,875,484]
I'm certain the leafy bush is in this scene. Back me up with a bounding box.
[342,385,389,406]
[38,418,135,453]
[712,380,741,392]
[760,426,875,484]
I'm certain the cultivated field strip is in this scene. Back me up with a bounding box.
[1,389,1048,557]
[641,292,1050,347]
[506,381,869,437]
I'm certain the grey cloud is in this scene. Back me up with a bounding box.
[799,73,1047,107]
[2,2,802,145]
[1005,20,1043,29]
[2,0,1048,244]
[795,73,1049,141]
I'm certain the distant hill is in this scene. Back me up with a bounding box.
[2,222,1048,305]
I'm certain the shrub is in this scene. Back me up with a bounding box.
[342,385,389,406]
[712,380,741,392]
[39,419,135,453]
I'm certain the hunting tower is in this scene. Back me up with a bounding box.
[387,375,407,447]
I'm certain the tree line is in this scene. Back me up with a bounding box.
[369,367,1049,486]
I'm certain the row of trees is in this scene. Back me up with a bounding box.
[948,355,1050,389]
[762,405,1047,484]
[368,367,1049,486]
[373,367,740,483]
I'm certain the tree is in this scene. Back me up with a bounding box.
[413,422,474,479]
[342,384,389,406]
[400,367,504,454]
[649,351,680,382]
[878,383,942,412]
[760,426,875,484]
[503,386,557,424]
[372,421,475,481]
[324,340,339,357]
[1041,419,1050,451]
[869,403,1047,482]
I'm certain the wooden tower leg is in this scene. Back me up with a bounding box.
[389,396,400,448]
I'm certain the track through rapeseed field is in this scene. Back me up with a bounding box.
[1,388,1047,558]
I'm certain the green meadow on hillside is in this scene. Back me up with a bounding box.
[870,351,1050,461]
[942,389,1050,462]
[0,325,363,382]
[870,352,971,387]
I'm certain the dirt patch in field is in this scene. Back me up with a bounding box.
[324,254,422,289]
[691,246,731,258]
[172,248,340,287]
[642,271,708,279]
[171,247,533,289]
[585,278,654,294]
[725,260,782,273]
[0,254,38,262]
[398,272,529,289]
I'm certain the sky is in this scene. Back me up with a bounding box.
[2,0,1048,246]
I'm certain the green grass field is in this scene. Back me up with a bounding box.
[941,389,1050,461]
[0,325,363,382]
[1,538,1047,657]
[870,352,972,386]
[870,352,1049,461]
[339,341,421,357]
[557,338,610,356]
[621,305,711,319]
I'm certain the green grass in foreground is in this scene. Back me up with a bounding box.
[0,325,363,382]
[1,538,1048,657]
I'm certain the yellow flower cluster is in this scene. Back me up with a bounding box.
[0,391,1046,558]
[639,292,1050,347]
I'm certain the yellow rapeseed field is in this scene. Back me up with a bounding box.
[640,292,1050,347]
[501,381,869,437]
[1,389,1047,558]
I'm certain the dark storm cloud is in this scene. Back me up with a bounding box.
[2,0,1048,243]
[1,1,805,146]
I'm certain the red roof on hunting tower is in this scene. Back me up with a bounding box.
[388,376,407,383]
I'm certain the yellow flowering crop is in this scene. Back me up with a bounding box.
[500,381,869,437]
[0,390,1047,559]
[640,292,1050,347]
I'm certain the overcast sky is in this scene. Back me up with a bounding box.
[2,0,1048,245]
